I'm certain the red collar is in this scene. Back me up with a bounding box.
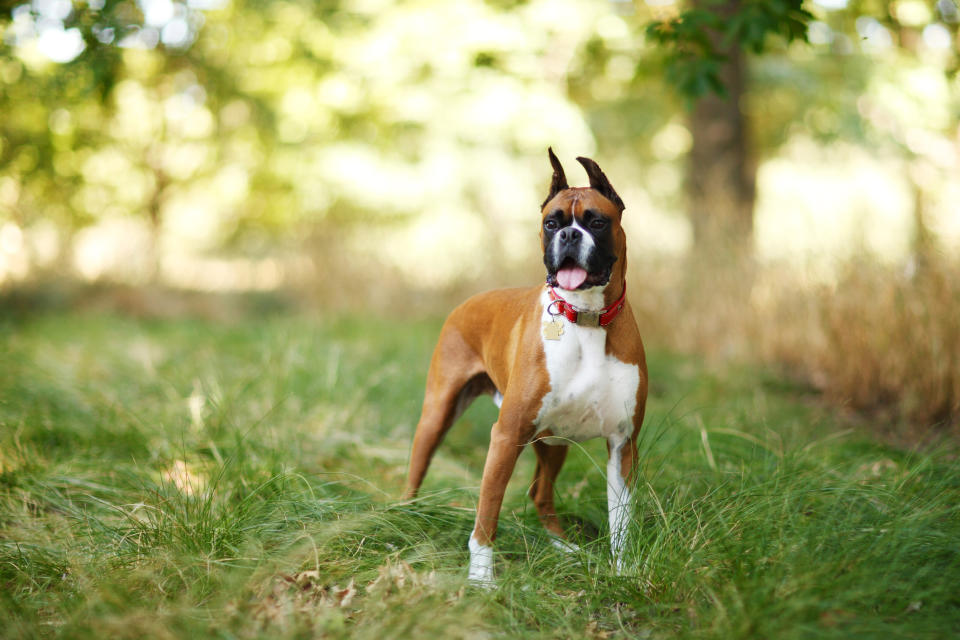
[546,283,627,328]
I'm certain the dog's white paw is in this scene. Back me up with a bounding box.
[550,536,581,554]
[613,555,625,575]
[468,532,495,589]
[467,569,496,589]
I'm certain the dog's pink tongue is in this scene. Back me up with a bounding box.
[556,265,588,290]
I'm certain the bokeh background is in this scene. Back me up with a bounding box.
[1,0,959,431]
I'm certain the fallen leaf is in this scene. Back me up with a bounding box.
[819,609,854,627]
[585,619,611,639]
[366,558,436,594]
[287,570,320,590]
[446,586,465,604]
[334,579,356,608]
[162,460,207,496]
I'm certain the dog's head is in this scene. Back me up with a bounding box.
[540,148,626,292]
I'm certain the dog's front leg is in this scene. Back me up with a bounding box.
[607,434,634,573]
[469,417,531,587]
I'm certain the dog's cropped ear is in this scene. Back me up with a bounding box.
[576,156,625,213]
[541,147,569,209]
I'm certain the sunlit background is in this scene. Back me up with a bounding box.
[1,0,956,298]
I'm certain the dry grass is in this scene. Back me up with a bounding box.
[811,257,960,429]
[630,251,960,436]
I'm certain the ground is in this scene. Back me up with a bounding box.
[1,309,958,638]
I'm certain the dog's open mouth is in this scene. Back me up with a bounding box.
[548,258,610,291]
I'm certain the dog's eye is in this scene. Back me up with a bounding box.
[589,218,608,230]
[544,219,559,231]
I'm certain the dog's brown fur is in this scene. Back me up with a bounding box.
[405,153,647,564]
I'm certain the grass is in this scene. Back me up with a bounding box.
[1,307,958,638]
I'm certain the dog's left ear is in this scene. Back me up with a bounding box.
[576,156,625,213]
[541,147,569,209]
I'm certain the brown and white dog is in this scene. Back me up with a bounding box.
[404,149,648,587]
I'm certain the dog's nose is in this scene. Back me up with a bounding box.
[558,227,581,246]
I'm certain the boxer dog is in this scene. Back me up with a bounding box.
[404,149,647,587]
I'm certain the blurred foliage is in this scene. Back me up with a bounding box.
[0,0,958,288]
[646,0,814,100]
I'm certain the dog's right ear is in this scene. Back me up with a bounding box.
[541,147,568,209]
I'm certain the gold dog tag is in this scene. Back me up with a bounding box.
[542,318,564,340]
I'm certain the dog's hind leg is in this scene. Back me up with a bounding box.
[529,438,569,539]
[404,325,490,499]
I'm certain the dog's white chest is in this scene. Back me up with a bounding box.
[534,291,639,444]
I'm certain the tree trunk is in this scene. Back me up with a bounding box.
[145,145,168,285]
[681,0,757,358]
[687,0,756,260]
